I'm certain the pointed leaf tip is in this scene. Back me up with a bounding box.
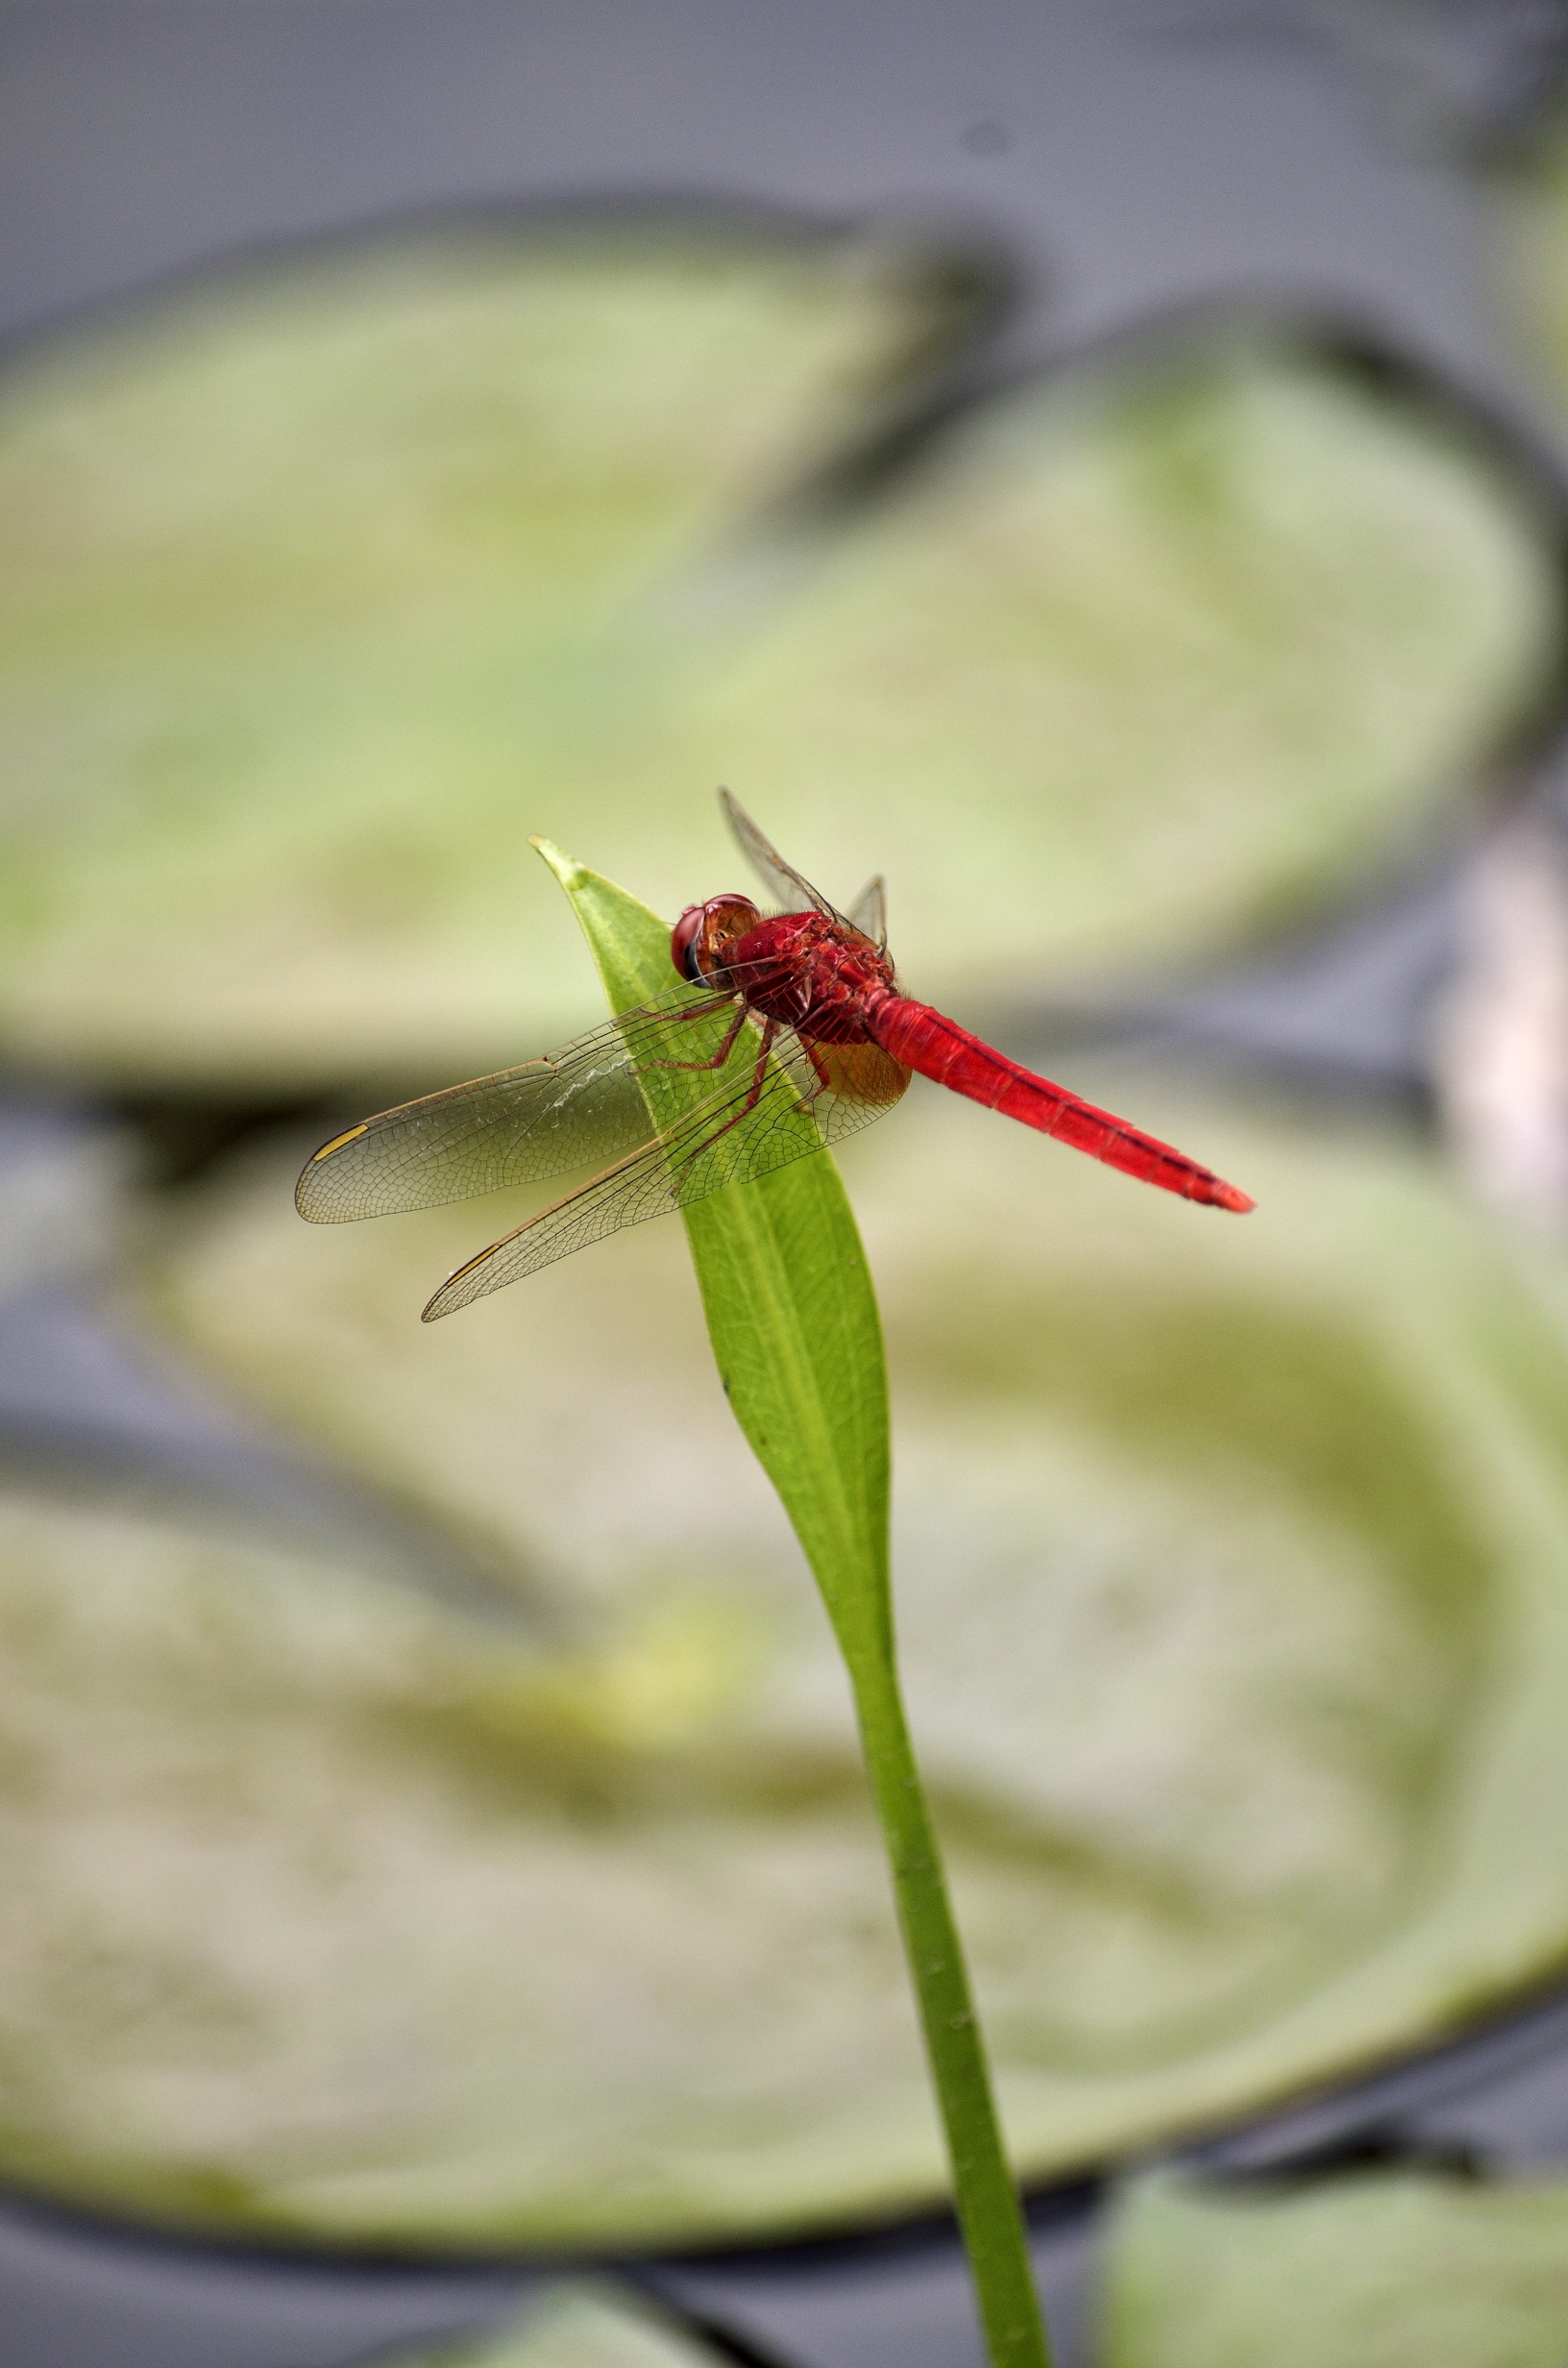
[530,837,588,894]
[538,842,892,1665]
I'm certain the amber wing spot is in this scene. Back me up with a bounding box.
[312,1123,370,1163]
[422,1246,493,1323]
[811,1043,912,1107]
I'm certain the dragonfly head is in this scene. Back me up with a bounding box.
[672,895,762,983]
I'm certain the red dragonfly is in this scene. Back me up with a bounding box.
[297,794,1252,1320]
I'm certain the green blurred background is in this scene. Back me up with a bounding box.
[13,10,1568,2364]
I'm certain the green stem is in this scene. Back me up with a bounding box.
[846,1642,1053,2368]
[537,845,1052,2364]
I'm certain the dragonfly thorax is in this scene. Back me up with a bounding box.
[718,909,897,1044]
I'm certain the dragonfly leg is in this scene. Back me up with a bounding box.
[664,1020,781,1196]
[647,996,751,1074]
[799,1038,833,1110]
[636,994,735,1030]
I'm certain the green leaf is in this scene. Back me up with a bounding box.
[1103,2169,1568,2368]
[531,839,892,1668]
[536,841,1050,2368]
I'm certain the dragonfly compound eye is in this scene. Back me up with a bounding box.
[672,906,707,981]
[672,896,761,982]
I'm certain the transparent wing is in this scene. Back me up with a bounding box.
[422,1033,911,1319]
[296,979,744,1222]
[720,787,838,918]
[846,875,887,950]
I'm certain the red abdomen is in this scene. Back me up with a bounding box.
[869,997,1253,1212]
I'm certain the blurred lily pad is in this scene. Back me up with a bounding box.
[1102,2169,1568,2368]
[82,1075,1568,2241]
[0,1476,910,2244]
[0,221,1554,1091]
[394,2288,721,2368]
[0,217,981,1093]
[645,344,1556,1008]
